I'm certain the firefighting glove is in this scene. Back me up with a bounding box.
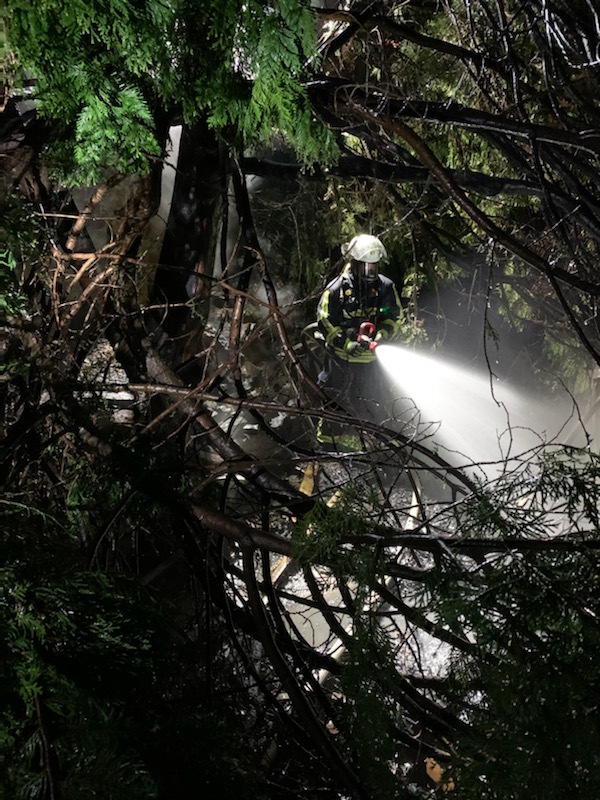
[344,339,360,355]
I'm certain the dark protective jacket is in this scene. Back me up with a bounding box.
[317,264,403,362]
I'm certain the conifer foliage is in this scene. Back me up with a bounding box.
[6,0,334,183]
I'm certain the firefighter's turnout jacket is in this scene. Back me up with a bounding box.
[317,265,403,363]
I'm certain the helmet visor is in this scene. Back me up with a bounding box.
[354,260,379,283]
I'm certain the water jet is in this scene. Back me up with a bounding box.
[376,344,581,473]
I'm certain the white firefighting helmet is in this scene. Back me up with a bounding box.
[341,234,387,283]
[342,234,387,262]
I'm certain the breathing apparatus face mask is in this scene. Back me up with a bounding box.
[353,260,379,285]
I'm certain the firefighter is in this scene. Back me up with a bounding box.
[316,234,403,449]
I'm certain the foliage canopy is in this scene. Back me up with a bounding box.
[7,0,335,183]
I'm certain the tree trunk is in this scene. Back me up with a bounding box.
[153,120,224,370]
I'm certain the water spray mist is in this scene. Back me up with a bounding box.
[376,345,573,469]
